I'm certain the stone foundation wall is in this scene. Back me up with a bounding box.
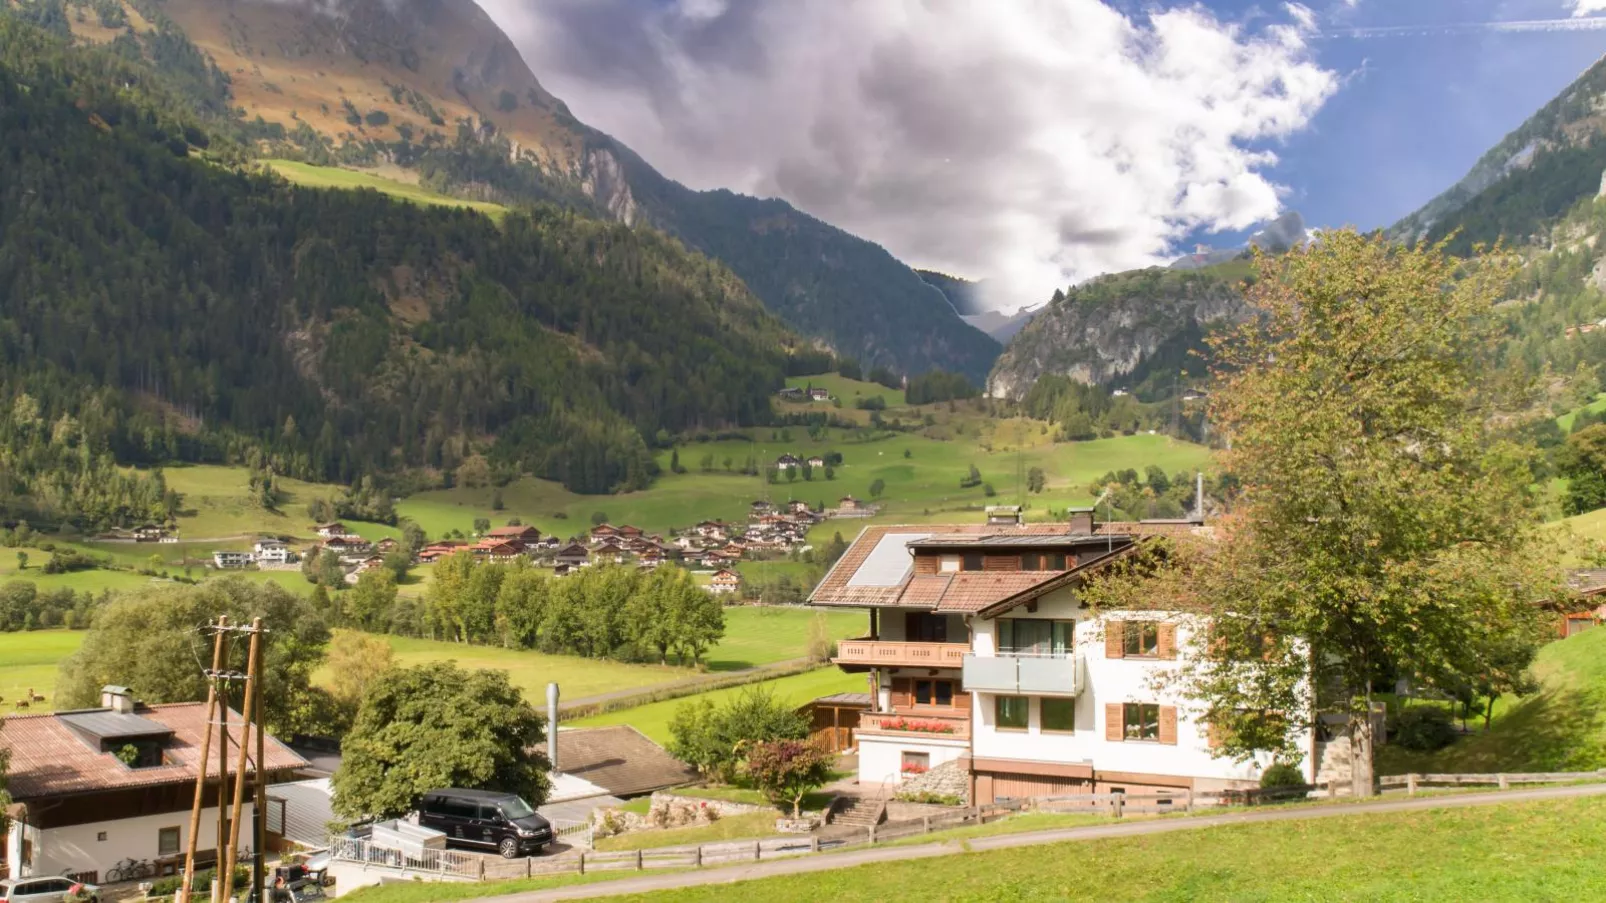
[894,759,969,805]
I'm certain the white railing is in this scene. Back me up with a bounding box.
[327,835,481,878]
[553,820,593,850]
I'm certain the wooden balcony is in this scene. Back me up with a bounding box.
[859,711,971,740]
[834,638,969,669]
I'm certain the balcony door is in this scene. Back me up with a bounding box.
[998,618,1073,657]
[906,612,949,643]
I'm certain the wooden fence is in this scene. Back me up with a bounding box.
[1379,769,1606,795]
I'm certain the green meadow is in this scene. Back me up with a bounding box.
[264,161,509,219]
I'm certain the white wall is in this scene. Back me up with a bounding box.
[15,804,255,879]
[968,586,1312,785]
[857,735,969,788]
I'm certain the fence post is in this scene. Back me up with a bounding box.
[476,858,485,881]
[922,816,931,834]
[1185,790,1194,815]
[1498,774,1510,791]
[1406,773,1418,797]
[810,836,819,853]
[868,823,877,845]
[526,857,532,879]
[754,840,762,861]
[1113,794,1124,819]
[636,850,644,871]
[578,852,585,876]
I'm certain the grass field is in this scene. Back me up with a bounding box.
[1556,392,1606,432]
[0,630,83,707]
[264,161,509,219]
[569,667,866,744]
[615,794,1606,902]
[1377,626,1606,774]
[784,373,906,408]
[594,812,780,853]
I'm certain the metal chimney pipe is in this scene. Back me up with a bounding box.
[1195,472,1205,523]
[546,682,560,773]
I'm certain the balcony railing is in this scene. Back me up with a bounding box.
[962,652,1085,697]
[859,711,971,740]
[835,638,968,669]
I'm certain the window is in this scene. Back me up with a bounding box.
[158,827,180,856]
[1123,703,1160,741]
[97,832,108,842]
[1124,621,1160,657]
[901,751,930,775]
[914,679,955,707]
[940,555,960,573]
[905,612,949,642]
[1041,697,1076,732]
[1024,552,1068,571]
[961,552,984,572]
[996,695,1029,730]
[998,619,1073,657]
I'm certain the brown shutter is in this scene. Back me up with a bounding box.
[952,688,971,711]
[891,678,912,709]
[1158,706,1178,745]
[914,554,938,575]
[1105,703,1124,742]
[984,554,1021,571]
[1105,621,1126,658]
[1206,719,1223,749]
[1156,622,1178,660]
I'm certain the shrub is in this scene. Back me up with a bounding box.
[1259,762,1305,789]
[148,867,248,897]
[1393,705,1458,752]
[895,790,963,806]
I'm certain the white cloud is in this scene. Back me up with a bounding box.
[1574,0,1606,16]
[481,1,1336,309]
[1285,3,1318,32]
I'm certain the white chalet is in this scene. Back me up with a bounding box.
[253,539,292,565]
[212,550,251,570]
[811,515,1313,802]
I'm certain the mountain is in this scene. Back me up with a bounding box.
[0,12,801,501]
[1392,55,1606,254]
[987,260,1250,399]
[915,270,1038,343]
[60,0,998,382]
[1169,211,1307,271]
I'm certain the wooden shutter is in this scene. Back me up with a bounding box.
[952,688,971,711]
[890,678,912,709]
[1105,621,1126,658]
[1156,623,1179,660]
[984,554,1020,571]
[1158,706,1179,745]
[1206,719,1224,749]
[1105,703,1124,742]
[914,554,938,575]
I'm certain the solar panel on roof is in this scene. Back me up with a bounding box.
[58,711,174,743]
[846,532,930,586]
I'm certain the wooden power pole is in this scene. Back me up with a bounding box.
[221,620,262,903]
[180,618,228,903]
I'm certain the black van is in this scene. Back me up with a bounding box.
[416,789,554,858]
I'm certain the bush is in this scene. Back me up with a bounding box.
[895,790,963,806]
[1259,762,1305,789]
[1393,705,1458,752]
[148,867,248,897]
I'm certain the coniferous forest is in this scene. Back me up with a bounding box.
[0,15,803,512]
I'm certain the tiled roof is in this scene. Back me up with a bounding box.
[0,703,307,801]
[898,575,952,607]
[554,726,697,797]
[932,572,1060,612]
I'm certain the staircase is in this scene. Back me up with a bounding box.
[831,795,887,828]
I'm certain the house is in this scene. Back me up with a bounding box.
[616,525,645,539]
[314,522,348,539]
[375,537,400,554]
[778,387,806,402]
[806,456,827,469]
[709,569,743,595]
[416,541,465,563]
[472,541,523,563]
[810,515,1309,804]
[809,387,830,402]
[486,525,542,545]
[750,501,775,515]
[321,535,371,555]
[555,542,591,570]
[550,726,699,796]
[774,454,802,471]
[253,539,292,565]
[838,496,864,511]
[0,686,307,881]
[131,524,168,542]
[788,501,813,516]
[212,550,251,570]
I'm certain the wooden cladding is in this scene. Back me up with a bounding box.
[1156,623,1178,660]
[891,677,912,709]
[1105,621,1125,659]
[983,554,1021,571]
[914,554,939,575]
[1104,703,1123,742]
[1158,706,1178,745]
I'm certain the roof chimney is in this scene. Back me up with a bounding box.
[1193,472,1206,524]
[986,505,1024,526]
[1066,507,1095,535]
[101,685,135,714]
[546,682,560,773]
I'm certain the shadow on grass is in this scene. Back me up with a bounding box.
[1380,685,1606,773]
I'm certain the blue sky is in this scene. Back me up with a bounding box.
[1216,0,1606,235]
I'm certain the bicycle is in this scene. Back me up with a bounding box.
[104,858,151,883]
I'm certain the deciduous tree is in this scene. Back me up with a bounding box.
[745,740,833,818]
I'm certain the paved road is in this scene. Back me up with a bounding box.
[486,782,1606,902]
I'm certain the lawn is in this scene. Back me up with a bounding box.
[618,794,1606,902]
[570,668,867,745]
[594,812,781,852]
[784,372,907,408]
[701,606,862,671]
[1377,626,1606,774]
[0,630,84,709]
[264,161,509,219]
[1556,392,1606,432]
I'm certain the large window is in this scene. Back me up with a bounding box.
[1041,697,1076,732]
[1024,552,1068,571]
[158,826,181,856]
[961,552,985,572]
[1123,703,1160,741]
[914,679,955,707]
[905,612,950,643]
[996,695,1029,730]
[998,619,1074,657]
[1124,621,1160,657]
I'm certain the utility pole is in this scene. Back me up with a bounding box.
[253,623,266,903]
[180,618,227,903]
[222,620,262,903]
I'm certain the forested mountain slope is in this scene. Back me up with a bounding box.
[25,0,998,381]
[0,15,797,503]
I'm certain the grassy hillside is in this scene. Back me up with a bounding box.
[783,373,906,408]
[1378,627,1606,774]
[264,161,508,219]
[611,795,1606,902]
[569,667,865,745]
[0,630,83,705]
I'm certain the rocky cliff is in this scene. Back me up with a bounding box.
[987,261,1250,398]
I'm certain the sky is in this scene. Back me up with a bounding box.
[476,0,1606,310]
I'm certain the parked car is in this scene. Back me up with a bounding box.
[415,788,553,858]
[0,878,99,903]
[271,878,326,903]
